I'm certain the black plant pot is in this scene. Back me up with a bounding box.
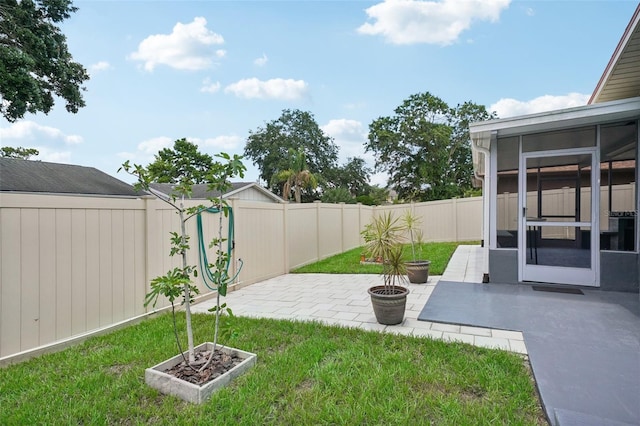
[368,285,409,325]
[405,260,431,284]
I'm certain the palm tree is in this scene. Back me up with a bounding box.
[273,148,318,203]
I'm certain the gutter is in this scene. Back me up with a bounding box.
[470,136,491,283]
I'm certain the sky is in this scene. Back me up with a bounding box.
[1,0,638,187]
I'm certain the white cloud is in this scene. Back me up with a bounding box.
[224,78,308,100]
[254,53,268,66]
[37,148,72,163]
[489,93,590,118]
[65,135,84,145]
[321,118,392,188]
[0,120,83,145]
[200,78,221,93]
[321,119,370,163]
[190,135,242,150]
[89,61,112,74]
[129,17,225,71]
[117,136,172,165]
[138,136,173,154]
[357,0,511,45]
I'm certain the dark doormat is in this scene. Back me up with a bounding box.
[531,285,583,295]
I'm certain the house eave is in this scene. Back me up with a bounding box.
[470,96,640,141]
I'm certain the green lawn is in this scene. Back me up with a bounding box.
[0,314,545,425]
[292,241,480,275]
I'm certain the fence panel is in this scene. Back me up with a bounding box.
[342,204,364,251]
[318,203,343,260]
[0,194,148,359]
[1,193,482,361]
[287,204,319,269]
[455,198,483,241]
[232,200,286,285]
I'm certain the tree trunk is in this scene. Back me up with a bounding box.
[179,204,195,363]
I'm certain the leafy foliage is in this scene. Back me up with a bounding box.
[321,187,355,204]
[0,146,39,159]
[323,157,372,197]
[366,92,495,202]
[244,109,338,197]
[272,147,318,203]
[146,138,216,184]
[0,0,89,122]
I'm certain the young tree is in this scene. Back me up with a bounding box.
[365,92,494,201]
[0,146,39,159]
[120,143,246,370]
[0,0,89,122]
[244,109,338,195]
[147,138,215,184]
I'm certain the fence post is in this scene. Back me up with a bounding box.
[340,202,345,253]
[358,203,363,246]
[453,198,459,242]
[315,200,322,261]
[283,202,289,273]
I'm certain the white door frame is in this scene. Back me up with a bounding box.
[518,147,600,286]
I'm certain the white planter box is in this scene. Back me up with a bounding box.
[145,342,257,404]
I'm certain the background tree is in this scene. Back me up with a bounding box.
[244,109,338,196]
[273,147,318,203]
[321,187,355,204]
[323,157,372,197]
[0,0,89,122]
[366,92,494,202]
[0,146,39,159]
[357,185,390,206]
[147,138,215,184]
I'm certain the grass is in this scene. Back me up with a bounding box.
[292,241,480,275]
[0,314,545,425]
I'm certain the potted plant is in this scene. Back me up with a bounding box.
[120,149,256,404]
[361,212,409,325]
[402,210,431,284]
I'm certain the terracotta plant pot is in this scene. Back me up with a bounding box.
[368,285,409,325]
[405,260,431,284]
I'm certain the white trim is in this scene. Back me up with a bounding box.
[489,137,498,249]
[471,97,640,141]
[225,182,284,203]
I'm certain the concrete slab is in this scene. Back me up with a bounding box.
[418,280,640,426]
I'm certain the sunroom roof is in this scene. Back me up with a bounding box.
[470,96,640,148]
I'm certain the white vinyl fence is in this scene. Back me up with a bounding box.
[0,193,481,362]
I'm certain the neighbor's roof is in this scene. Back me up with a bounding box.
[590,4,640,104]
[0,158,141,196]
[149,181,283,203]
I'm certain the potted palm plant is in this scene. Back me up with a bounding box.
[361,212,409,325]
[402,210,431,284]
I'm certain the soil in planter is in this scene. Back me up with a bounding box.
[165,349,244,386]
